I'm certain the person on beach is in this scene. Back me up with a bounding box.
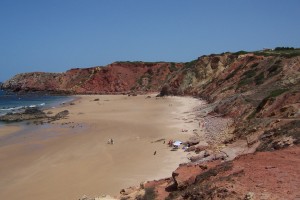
[107,138,114,144]
[168,140,173,147]
[153,151,156,155]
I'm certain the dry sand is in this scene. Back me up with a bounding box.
[0,94,203,200]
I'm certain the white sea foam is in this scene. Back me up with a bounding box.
[0,102,45,112]
[0,106,24,111]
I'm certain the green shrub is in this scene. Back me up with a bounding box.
[250,63,259,69]
[274,47,295,51]
[184,59,198,69]
[268,64,281,74]
[141,187,156,200]
[247,110,257,119]
[269,89,288,98]
[255,72,264,85]
[254,88,288,114]
[159,85,170,96]
[169,62,177,72]
[256,97,271,113]
[242,69,256,79]
[225,64,243,80]
[274,59,282,64]
[282,52,300,58]
[238,79,252,88]
[225,71,236,80]
[233,50,248,55]
[253,52,273,57]
[254,48,300,58]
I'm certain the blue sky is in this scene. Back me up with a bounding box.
[0,0,300,81]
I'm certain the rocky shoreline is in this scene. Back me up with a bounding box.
[0,107,69,123]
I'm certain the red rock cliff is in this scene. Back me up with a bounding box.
[2,61,183,94]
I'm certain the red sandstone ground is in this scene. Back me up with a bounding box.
[132,146,300,200]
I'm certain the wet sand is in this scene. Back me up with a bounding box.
[0,94,202,200]
[0,125,21,137]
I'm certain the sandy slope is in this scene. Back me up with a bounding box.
[0,94,202,200]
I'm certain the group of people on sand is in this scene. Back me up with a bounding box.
[107,138,114,144]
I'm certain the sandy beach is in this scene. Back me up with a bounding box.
[0,125,22,137]
[0,94,203,200]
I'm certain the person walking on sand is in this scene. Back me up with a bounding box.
[111,138,114,144]
[153,151,157,155]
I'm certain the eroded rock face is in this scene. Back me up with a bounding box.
[131,146,300,200]
[2,62,184,94]
[172,163,217,190]
[114,53,300,200]
[165,54,300,152]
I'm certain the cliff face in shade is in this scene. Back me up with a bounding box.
[2,62,183,94]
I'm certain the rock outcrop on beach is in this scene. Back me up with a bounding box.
[0,107,47,122]
[0,107,69,122]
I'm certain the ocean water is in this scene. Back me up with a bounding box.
[0,90,74,116]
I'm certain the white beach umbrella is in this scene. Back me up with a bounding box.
[173,141,182,146]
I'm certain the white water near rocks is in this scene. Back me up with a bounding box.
[0,90,73,117]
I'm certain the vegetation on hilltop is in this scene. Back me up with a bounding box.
[230,47,300,58]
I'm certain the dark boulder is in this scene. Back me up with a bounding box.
[0,108,47,122]
[53,110,69,120]
[24,107,45,115]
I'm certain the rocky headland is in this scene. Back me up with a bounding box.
[2,48,300,199]
[2,62,183,94]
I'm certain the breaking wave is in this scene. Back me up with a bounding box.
[0,103,46,111]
